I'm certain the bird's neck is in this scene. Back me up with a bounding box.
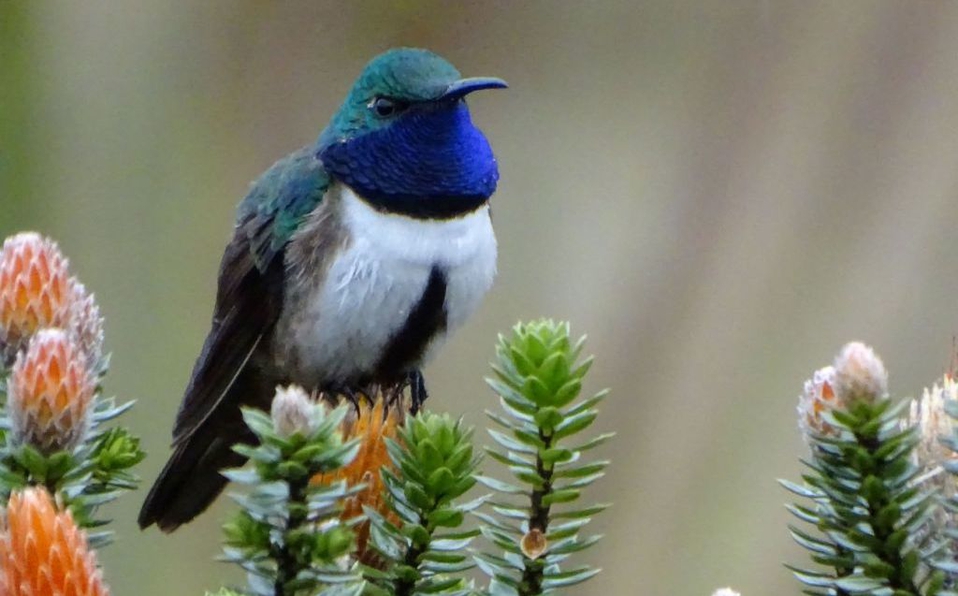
[318,102,499,220]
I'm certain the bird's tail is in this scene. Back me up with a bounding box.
[137,426,250,532]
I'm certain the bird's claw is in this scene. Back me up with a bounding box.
[406,370,428,415]
[324,382,365,413]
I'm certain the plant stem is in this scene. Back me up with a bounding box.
[394,517,428,596]
[274,474,309,596]
[834,553,853,596]
[520,428,555,596]
[857,432,920,595]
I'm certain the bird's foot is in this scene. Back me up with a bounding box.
[324,374,426,416]
[406,369,428,416]
[324,382,366,413]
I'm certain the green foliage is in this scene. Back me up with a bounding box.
[0,384,143,547]
[475,320,610,595]
[783,397,944,595]
[215,320,612,596]
[221,404,365,596]
[936,399,958,590]
[364,412,483,596]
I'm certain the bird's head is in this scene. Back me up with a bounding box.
[318,48,507,218]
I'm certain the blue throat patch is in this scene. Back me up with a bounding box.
[319,102,498,219]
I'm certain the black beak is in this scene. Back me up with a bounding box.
[439,77,508,100]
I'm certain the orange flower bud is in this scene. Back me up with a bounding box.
[0,487,110,596]
[313,395,403,566]
[9,329,95,454]
[0,233,72,363]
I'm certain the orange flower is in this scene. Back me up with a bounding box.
[313,395,403,566]
[9,329,95,454]
[0,233,73,362]
[0,487,110,596]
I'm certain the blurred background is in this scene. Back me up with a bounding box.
[3,1,958,594]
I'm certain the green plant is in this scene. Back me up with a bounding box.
[783,342,945,596]
[474,320,611,596]
[221,386,365,596]
[216,320,612,596]
[363,412,482,596]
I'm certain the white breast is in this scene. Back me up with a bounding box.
[288,186,497,383]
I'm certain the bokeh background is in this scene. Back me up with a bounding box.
[4,1,958,594]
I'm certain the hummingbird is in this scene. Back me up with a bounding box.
[138,48,506,532]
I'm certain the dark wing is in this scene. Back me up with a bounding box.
[171,146,330,444]
[139,146,330,531]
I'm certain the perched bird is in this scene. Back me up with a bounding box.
[138,48,506,531]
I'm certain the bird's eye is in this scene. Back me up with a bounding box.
[370,97,408,118]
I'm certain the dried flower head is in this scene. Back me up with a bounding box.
[797,365,839,441]
[270,384,318,438]
[312,394,403,566]
[907,376,958,483]
[711,589,741,596]
[520,528,547,560]
[0,487,110,596]
[69,280,104,371]
[0,232,73,363]
[8,328,96,454]
[904,375,958,554]
[833,341,888,404]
